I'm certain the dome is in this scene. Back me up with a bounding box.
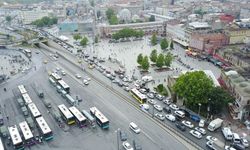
[119,9,131,22]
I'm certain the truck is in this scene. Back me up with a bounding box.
[207,118,223,131]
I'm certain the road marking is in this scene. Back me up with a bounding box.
[141,130,157,145]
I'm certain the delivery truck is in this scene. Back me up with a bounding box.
[208,118,223,131]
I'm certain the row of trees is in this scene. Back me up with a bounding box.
[151,34,173,50]
[73,34,88,47]
[32,16,58,27]
[173,71,234,115]
[106,8,118,25]
[112,28,144,40]
[137,54,150,71]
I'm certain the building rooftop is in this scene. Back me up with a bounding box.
[188,22,211,29]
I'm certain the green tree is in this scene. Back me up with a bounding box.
[164,52,173,67]
[207,87,234,115]
[80,37,88,47]
[109,15,118,25]
[141,56,149,71]
[95,36,98,43]
[32,16,57,27]
[137,53,143,65]
[156,53,165,68]
[5,16,11,22]
[151,33,157,46]
[160,38,168,50]
[149,15,155,22]
[173,71,214,109]
[73,34,82,41]
[106,8,115,20]
[170,41,174,49]
[150,49,158,63]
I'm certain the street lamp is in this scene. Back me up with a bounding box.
[115,128,120,150]
[207,98,211,120]
[198,103,201,116]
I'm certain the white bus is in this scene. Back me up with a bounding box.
[48,77,56,86]
[17,85,27,95]
[35,116,53,141]
[65,94,75,106]
[81,109,95,127]
[58,80,70,93]
[50,73,62,81]
[90,107,109,129]
[69,106,86,128]
[0,138,5,150]
[8,125,24,150]
[130,88,147,104]
[19,121,35,146]
[21,93,32,105]
[58,104,75,125]
[28,103,41,119]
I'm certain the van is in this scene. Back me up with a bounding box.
[222,127,233,140]
[174,110,185,118]
[142,76,153,82]
[129,122,140,134]
[232,133,241,144]
[56,85,62,93]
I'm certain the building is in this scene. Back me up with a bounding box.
[185,22,212,43]
[19,9,50,24]
[58,18,93,33]
[98,21,165,37]
[189,33,228,53]
[240,8,250,19]
[219,70,250,120]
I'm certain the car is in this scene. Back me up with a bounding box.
[83,79,89,85]
[61,70,66,76]
[199,119,205,127]
[175,122,186,131]
[153,105,163,112]
[56,67,60,71]
[206,135,217,142]
[206,141,216,150]
[129,122,140,134]
[75,74,81,79]
[139,88,147,94]
[241,137,249,147]
[169,104,179,110]
[124,86,130,92]
[43,60,48,64]
[118,81,124,87]
[231,143,246,150]
[85,76,91,81]
[148,99,156,105]
[140,104,149,111]
[133,140,142,150]
[182,120,194,128]
[189,130,202,139]
[122,141,134,150]
[174,110,185,118]
[166,114,176,122]
[163,99,171,105]
[147,92,154,99]
[224,145,237,150]
[119,130,128,141]
[155,94,164,101]
[194,127,206,135]
[154,113,165,121]
[163,106,171,113]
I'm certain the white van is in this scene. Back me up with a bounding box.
[142,76,153,82]
[129,122,140,134]
[174,110,185,118]
[232,133,241,144]
[222,127,233,140]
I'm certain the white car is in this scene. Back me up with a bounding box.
[169,104,179,110]
[199,119,205,127]
[241,137,249,147]
[122,141,134,150]
[166,114,176,122]
[194,127,206,135]
[129,122,140,134]
[154,113,165,121]
[85,76,91,81]
[182,120,194,128]
[75,74,81,79]
[148,99,156,105]
[224,145,237,150]
[189,130,202,139]
[61,70,66,76]
[206,135,217,142]
[140,104,149,111]
[163,99,171,105]
[83,79,89,85]
[153,105,163,112]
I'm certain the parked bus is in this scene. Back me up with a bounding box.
[90,107,109,129]
[65,94,75,106]
[48,77,56,86]
[130,88,147,104]
[58,80,70,93]
[35,116,53,141]
[22,93,32,105]
[69,107,86,128]
[28,103,41,119]
[0,138,5,150]
[50,73,61,81]
[81,109,95,127]
[19,121,35,146]
[8,125,24,150]
[17,85,27,95]
[58,104,75,125]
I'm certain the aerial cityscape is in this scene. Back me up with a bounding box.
[0,0,249,150]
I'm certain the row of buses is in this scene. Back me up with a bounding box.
[13,85,53,150]
[49,73,70,93]
[58,104,109,129]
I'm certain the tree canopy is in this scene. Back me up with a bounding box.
[151,33,157,46]
[141,56,149,71]
[173,71,214,109]
[106,8,115,20]
[5,16,11,22]
[164,52,173,67]
[149,15,155,22]
[32,16,57,27]
[156,53,165,68]
[112,28,144,40]
[80,37,88,47]
[73,34,82,41]
[109,15,118,25]
[170,41,174,49]
[150,49,158,63]
[160,38,168,50]
[137,53,143,65]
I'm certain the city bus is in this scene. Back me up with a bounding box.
[57,80,70,93]
[17,85,27,95]
[68,106,86,128]
[58,104,75,125]
[27,103,41,119]
[0,138,5,150]
[81,109,95,127]
[50,73,62,81]
[19,121,35,146]
[90,107,109,129]
[130,88,147,104]
[48,77,56,86]
[35,116,53,141]
[65,94,76,106]
[8,125,24,150]
[21,93,32,105]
